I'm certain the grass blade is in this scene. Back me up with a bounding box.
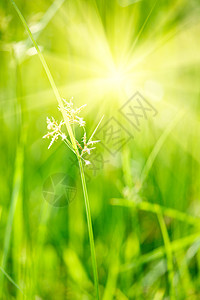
[0,267,23,294]
[140,110,185,186]
[0,143,23,295]
[111,198,200,225]
[155,206,175,299]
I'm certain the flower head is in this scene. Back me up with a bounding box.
[43,117,65,149]
[43,98,101,165]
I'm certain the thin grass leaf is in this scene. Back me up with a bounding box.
[111,198,200,225]
[88,115,104,143]
[0,143,23,295]
[140,109,185,186]
[156,206,175,299]
[120,233,200,272]
[0,267,23,294]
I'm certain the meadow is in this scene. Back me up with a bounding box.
[0,0,200,299]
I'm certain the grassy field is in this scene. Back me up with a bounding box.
[0,0,200,299]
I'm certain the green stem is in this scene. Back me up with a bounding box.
[11,1,100,298]
[78,158,100,299]
[156,206,175,299]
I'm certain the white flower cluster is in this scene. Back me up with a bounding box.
[59,98,86,127]
[43,98,100,165]
[43,117,65,149]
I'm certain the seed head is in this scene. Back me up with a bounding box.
[43,98,101,165]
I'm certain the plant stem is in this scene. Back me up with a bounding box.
[11,1,100,298]
[78,158,100,299]
[156,206,175,299]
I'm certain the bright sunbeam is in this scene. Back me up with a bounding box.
[106,67,126,87]
[8,0,200,117]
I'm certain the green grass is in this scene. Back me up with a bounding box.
[0,0,200,299]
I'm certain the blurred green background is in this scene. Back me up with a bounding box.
[0,0,200,299]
